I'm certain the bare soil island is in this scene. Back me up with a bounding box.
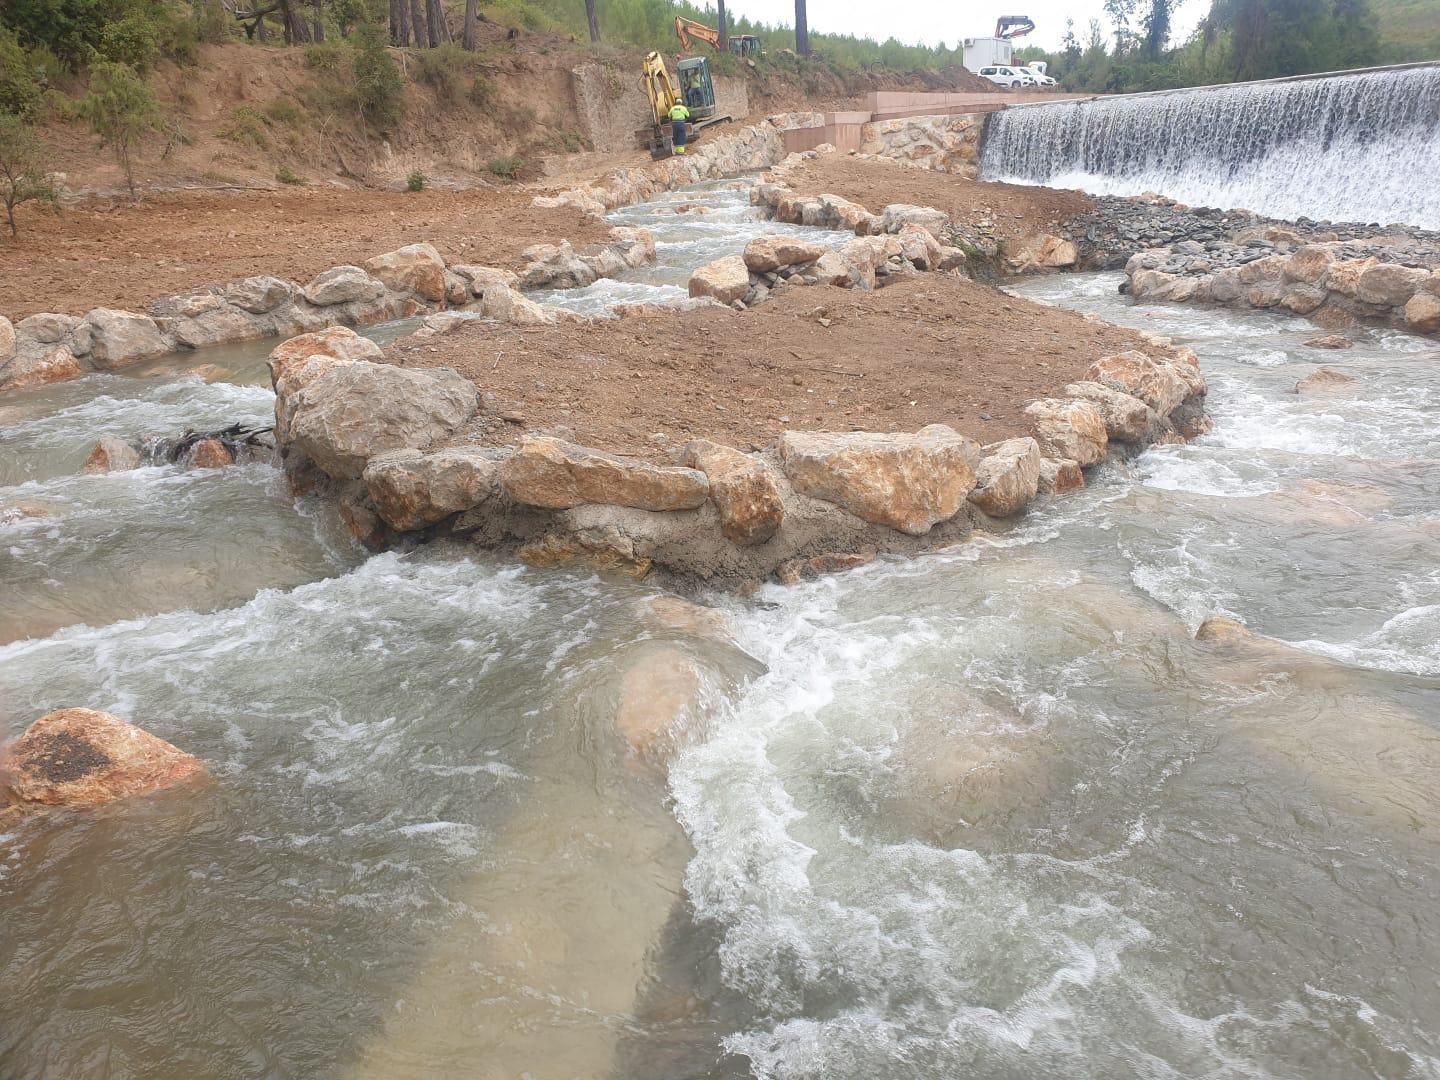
[397,275,1160,456]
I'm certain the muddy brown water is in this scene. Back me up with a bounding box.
[2,179,1439,1079]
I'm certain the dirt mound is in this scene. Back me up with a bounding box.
[397,274,1158,458]
[778,156,1094,244]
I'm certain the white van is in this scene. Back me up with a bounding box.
[978,66,1036,88]
[1020,66,1057,86]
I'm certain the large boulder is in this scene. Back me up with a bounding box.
[302,266,387,307]
[81,308,168,370]
[267,325,384,385]
[1279,283,1328,315]
[1005,233,1078,273]
[2,708,207,809]
[688,256,751,306]
[682,439,784,545]
[15,312,80,345]
[500,436,709,512]
[1403,291,1440,334]
[1324,257,1378,299]
[517,241,597,290]
[1085,351,1189,416]
[362,446,499,531]
[777,424,981,536]
[162,302,269,349]
[967,437,1041,518]
[82,436,143,473]
[1283,245,1335,285]
[1063,381,1155,443]
[1,344,83,391]
[879,204,949,241]
[450,264,520,296]
[365,242,448,303]
[1038,457,1085,494]
[1355,263,1427,308]
[480,285,553,326]
[224,275,295,314]
[0,315,13,361]
[743,235,825,274]
[283,362,480,480]
[1024,399,1109,467]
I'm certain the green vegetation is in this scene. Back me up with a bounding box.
[276,163,306,183]
[351,0,404,131]
[1020,0,1395,94]
[76,60,160,197]
[217,104,270,148]
[406,168,426,189]
[487,155,522,178]
[0,113,57,235]
[1371,0,1440,61]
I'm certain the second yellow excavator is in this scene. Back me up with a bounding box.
[639,51,732,158]
[674,16,761,57]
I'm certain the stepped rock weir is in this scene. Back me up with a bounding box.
[981,63,1440,231]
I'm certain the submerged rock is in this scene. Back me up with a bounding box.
[778,425,981,536]
[82,436,143,474]
[183,438,236,470]
[501,436,709,512]
[2,708,208,810]
[1294,367,1357,395]
[1303,333,1354,350]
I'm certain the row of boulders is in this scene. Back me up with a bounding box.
[532,120,789,218]
[688,228,967,308]
[269,323,1207,587]
[1126,243,1440,335]
[0,230,658,395]
[751,159,1076,278]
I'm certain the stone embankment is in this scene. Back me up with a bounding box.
[0,229,657,394]
[1125,238,1440,335]
[267,324,1207,589]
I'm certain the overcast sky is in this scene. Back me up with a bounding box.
[719,0,1207,53]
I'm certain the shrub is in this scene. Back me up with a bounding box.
[276,164,305,184]
[0,114,58,236]
[406,169,425,191]
[467,74,493,107]
[98,13,160,71]
[305,41,349,71]
[76,61,160,199]
[196,0,230,44]
[262,98,304,126]
[487,156,522,179]
[217,104,270,149]
[414,43,475,106]
[0,28,43,118]
[352,4,404,132]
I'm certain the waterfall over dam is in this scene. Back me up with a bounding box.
[979,64,1440,231]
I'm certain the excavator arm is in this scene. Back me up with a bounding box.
[675,16,721,53]
[641,50,681,126]
[995,15,1036,39]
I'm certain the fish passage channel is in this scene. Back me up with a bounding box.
[3,198,1440,1076]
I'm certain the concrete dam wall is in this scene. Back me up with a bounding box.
[979,63,1440,230]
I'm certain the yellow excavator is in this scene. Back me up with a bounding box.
[639,51,732,159]
[674,15,761,57]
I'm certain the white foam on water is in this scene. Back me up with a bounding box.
[1286,604,1440,677]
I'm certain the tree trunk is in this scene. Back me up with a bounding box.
[584,0,599,42]
[408,0,427,46]
[311,0,324,44]
[425,0,449,44]
[390,0,408,45]
[276,0,312,42]
[717,0,729,52]
[462,0,478,49]
[794,0,809,56]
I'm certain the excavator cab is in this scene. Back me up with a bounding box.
[676,57,717,119]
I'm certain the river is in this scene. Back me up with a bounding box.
[2,182,1439,1078]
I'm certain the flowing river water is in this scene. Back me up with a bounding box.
[3,180,1440,1079]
